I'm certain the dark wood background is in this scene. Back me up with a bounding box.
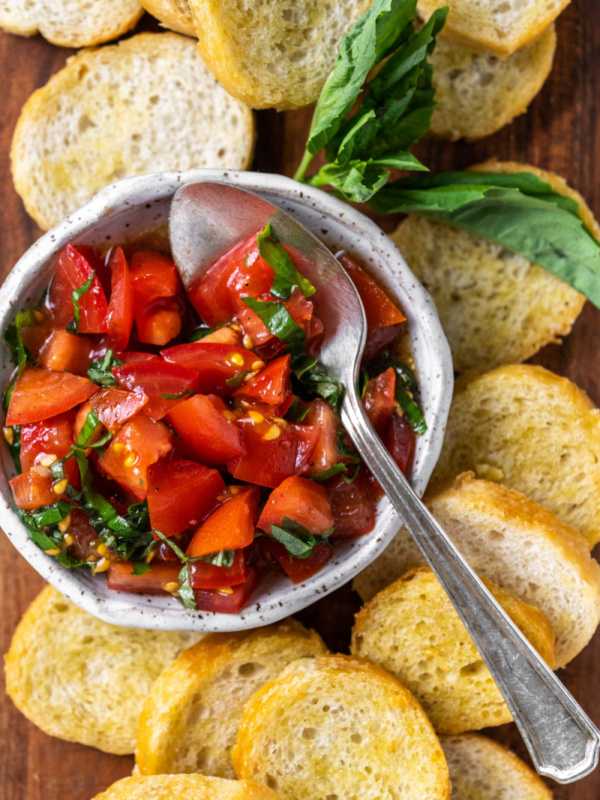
[1,3,599,798]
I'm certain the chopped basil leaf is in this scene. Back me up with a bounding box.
[358,368,369,399]
[178,563,197,609]
[225,372,249,388]
[284,397,310,422]
[368,351,426,433]
[131,561,152,576]
[257,223,316,301]
[293,357,344,411]
[153,529,188,561]
[270,517,333,560]
[189,324,220,342]
[202,549,235,568]
[241,296,307,357]
[88,349,124,387]
[4,308,38,376]
[6,424,21,472]
[311,463,348,482]
[66,271,96,335]
[160,389,195,400]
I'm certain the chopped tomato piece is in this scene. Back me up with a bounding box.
[48,244,109,333]
[165,394,245,466]
[261,538,334,584]
[113,360,199,420]
[236,289,314,358]
[258,476,333,536]
[188,550,247,589]
[135,298,183,346]
[99,416,172,500]
[327,475,375,539]
[301,399,340,476]
[90,388,148,431]
[38,329,91,376]
[364,367,396,434]
[107,560,181,595]
[193,567,259,613]
[160,343,259,396]
[147,460,225,537]
[10,470,60,510]
[106,247,134,351]
[65,508,100,561]
[130,251,182,305]
[233,354,291,406]
[198,326,243,346]
[6,368,96,426]
[384,413,416,476]
[20,412,74,472]
[293,423,321,474]
[229,413,296,488]
[187,486,260,557]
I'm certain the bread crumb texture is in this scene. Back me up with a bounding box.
[91,774,283,800]
[0,0,143,47]
[10,32,255,230]
[354,473,600,668]
[430,25,556,140]
[352,567,556,734]
[417,0,570,56]
[4,586,203,754]
[136,619,328,779]
[441,734,553,799]
[188,0,375,110]
[139,0,195,35]
[433,364,600,548]
[233,653,451,800]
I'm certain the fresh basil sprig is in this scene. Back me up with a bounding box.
[257,224,316,301]
[67,272,96,334]
[270,517,333,559]
[88,349,124,386]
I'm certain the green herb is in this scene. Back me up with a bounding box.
[189,324,221,342]
[284,397,310,422]
[292,356,344,411]
[131,561,152,576]
[241,296,307,357]
[270,517,333,559]
[178,564,197,609]
[257,223,316,301]
[203,550,235,568]
[160,389,195,400]
[18,500,87,569]
[66,272,96,334]
[88,349,124,387]
[358,368,369,399]
[368,351,427,433]
[336,428,362,483]
[225,372,250,388]
[311,463,348,482]
[4,308,38,376]
[6,424,21,472]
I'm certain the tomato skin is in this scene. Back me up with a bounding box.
[187,486,260,557]
[193,567,259,613]
[10,470,60,510]
[384,413,416,475]
[327,475,375,539]
[99,416,173,500]
[113,360,199,420]
[229,414,296,488]
[6,368,96,426]
[188,550,247,589]
[20,411,74,472]
[38,329,91,375]
[364,367,396,434]
[261,538,334,584]
[130,252,182,304]
[107,560,181,595]
[165,394,246,466]
[160,343,259,396]
[48,245,109,333]
[106,247,134,351]
[293,423,321,474]
[301,399,340,476]
[89,388,149,432]
[233,354,291,406]
[257,476,333,536]
[147,459,225,537]
[114,351,160,365]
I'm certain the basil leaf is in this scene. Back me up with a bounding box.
[311,463,348,482]
[66,271,96,334]
[294,359,344,411]
[284,397,310,422]
[178,563,197,609]
[189,324,220,342]
[131,561,152,576]
[28,499,72,527]
[160,389,195,400]
[4,308,38,376]
[367,353,427,433]
[241,297,307,357]
[270,517,333,560]
[202,549,235,568]
[88,349,124,387]
[153,529,188,561]
[225,372,249,388]
[257,223,316,301]
[6,424,21,472]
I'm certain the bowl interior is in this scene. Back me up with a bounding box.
[0,169,453,631]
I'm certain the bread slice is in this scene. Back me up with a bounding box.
[417,0,570,56]
[92,775,283,800]
[0,0,143,47]
[354,473,600,668]
[351,567,556,734]
[139,0,195,35]
[391,160,594,374]
[429,25,556,141]
[433,364,600,548]
[11,32,255,231]
[441,733,553,799]
[4,586,202,755]
[136,619,328,779]
[187,0,374,110]
[233,653,450,800]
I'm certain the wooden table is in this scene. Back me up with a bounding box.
[1,4,599,798]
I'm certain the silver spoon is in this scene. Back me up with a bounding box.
[169,180,600,784]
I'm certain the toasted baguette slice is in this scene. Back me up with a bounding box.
[4,586,202,755]
[352,568,556,734]
[441,734,553,799]
[92,775,283,800]
[188,0,374,110]
[391,161,595,373]
[430,26,555,141]
[11,32,255,231]
[233,653,450,800]
[433,364,600,547]
[136,619,328,779]
[0,0,143,47]
[139,0,195,35]
[354,473,600,668]
[417,0,570,56]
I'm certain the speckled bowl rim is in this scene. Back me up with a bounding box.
[0,169,453,631]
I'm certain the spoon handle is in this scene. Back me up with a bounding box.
[343,392,600,784]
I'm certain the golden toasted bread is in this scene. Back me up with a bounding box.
[139,0,195,35]
[92,775,283,800]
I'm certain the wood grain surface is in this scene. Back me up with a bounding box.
[0,3,599,798]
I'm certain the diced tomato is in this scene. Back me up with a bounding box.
[147,460,225,537]
[198,326,243,346]
[301,399,340,476]
[135,298,183,347]
[76,245,111,299]
[106,247,134,351]
[130,252,182,305]
[188,233,274,326]
[187,485,259,557]
[236,289,314,358]
[113,360,199,420]
[107,560,181,594]
[363,325,403,361]
[99,416,173,500]
[114,351,160,365]
[65,508,100,561]
[154,531,193,561]
[74,401,95,440]
[38,329,91,376]
[188,549,247,589]
[261,538,334,584]
[327,474,375,539]
[293,423,321,474]
[89,388,148,431]
[233,354,291,406]
[384,413,416,476]
[48,244,109,333]
[258,476,333,536]
[193,567,259,613]
[229,414,296,488]
[19,412,79,486]
[364,368,396,434]
[165,394,245,466]
[10,470,60,510]
[6,368,96,426]
[305,315,325,355]
[160,343,259,397]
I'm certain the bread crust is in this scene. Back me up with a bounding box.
[92,774,283,800]
[139,0,196,36]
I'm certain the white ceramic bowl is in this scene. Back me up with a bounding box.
[0,169,453,631]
